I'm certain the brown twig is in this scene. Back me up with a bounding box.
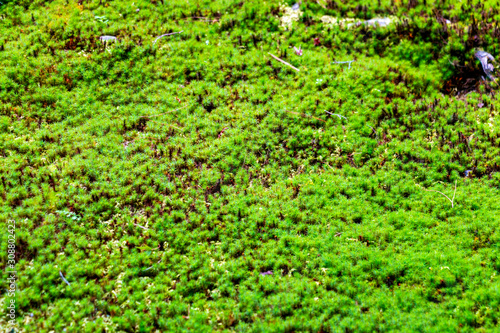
[268,53,300,72]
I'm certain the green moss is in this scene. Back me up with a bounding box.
[2,0,500,331]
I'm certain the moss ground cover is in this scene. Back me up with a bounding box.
[1,0,500,331]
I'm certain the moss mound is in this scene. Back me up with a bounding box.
[2,0,500,331]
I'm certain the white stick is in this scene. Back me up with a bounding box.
[332,60,355,69]
[325,111,347,120]
[153,31,183,46]
[451,180,457,207]
[59,271,71,286]
[421,180,457,208]
[268,53,300,72]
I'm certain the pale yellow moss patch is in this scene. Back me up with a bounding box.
[279,5,303,29]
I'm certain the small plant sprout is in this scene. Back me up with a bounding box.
[95,15,109,24]
[293,45,302,56]
[419,180,458,208]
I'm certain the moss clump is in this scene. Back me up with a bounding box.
[2,0,500,332]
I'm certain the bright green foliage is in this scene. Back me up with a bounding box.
[1,0,500,331]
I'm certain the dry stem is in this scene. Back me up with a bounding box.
[421,180,457,208]
[268,53,300,72]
